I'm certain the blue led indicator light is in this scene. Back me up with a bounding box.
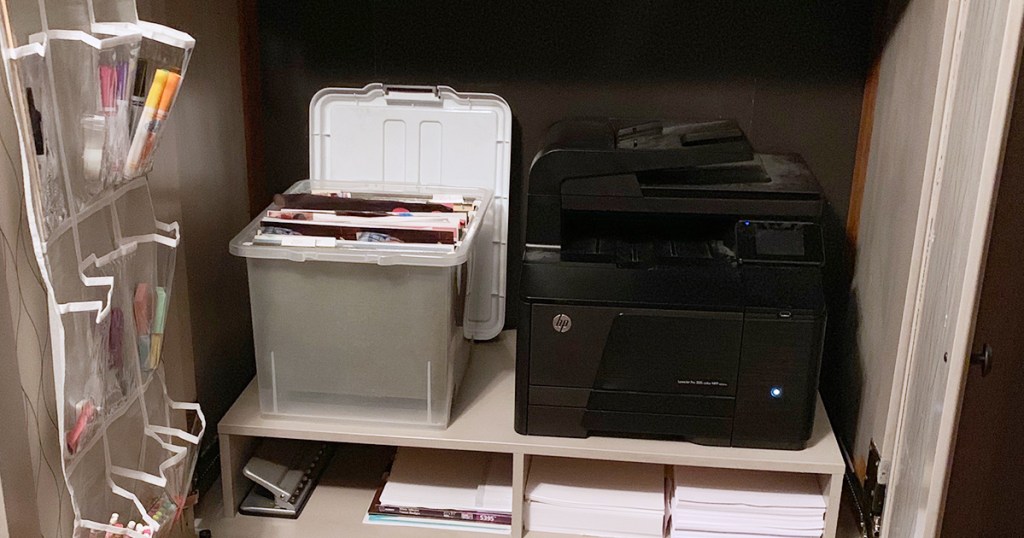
[744,221,751,226]
[770,386,783,399]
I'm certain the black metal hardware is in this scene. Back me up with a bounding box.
[970,343,993,377]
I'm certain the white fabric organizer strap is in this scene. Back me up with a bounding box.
[91,21,195,49]
[55,273,113,321]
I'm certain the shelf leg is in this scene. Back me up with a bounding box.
[219,432,256,518]
[824,471,844,538]
[513,453,528,538]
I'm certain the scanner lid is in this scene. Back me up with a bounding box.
[309,83,512,339]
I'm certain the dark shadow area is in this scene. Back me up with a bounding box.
[252,0,879,330]
[814,0,915,474]
[819,201,863,457]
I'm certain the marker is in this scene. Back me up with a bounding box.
[125,69,169,176]
[103,513,119,538]
[137,72,182,169]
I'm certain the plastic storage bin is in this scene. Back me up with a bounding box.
[233,181,490,426]
[231,84,512,427]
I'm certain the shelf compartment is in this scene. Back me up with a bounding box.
[206,443,501,538]
[524,456,668,538]
[216,331,845,538]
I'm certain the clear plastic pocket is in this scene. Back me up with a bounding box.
[35,31,141,206]
[68,373,203,538]
[90,19,194,179]
[53,181,179,463]
[7,43,70,238]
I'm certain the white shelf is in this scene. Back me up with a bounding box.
[215,330,846,538]
[220,331,844,474]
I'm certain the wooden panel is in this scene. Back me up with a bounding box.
[845,0,958,475]
[884,1,1024,535]
[845,59,879,246]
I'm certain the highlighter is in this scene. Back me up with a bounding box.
[138,72,182,169]
[125,69,169,176]
[65,399,95,454]
[99,65,116,116]
[149,287,168,369]
[134,283,152,369]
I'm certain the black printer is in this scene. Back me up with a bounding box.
[514,119,826,450]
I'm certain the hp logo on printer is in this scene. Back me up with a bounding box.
[552,314,573,333]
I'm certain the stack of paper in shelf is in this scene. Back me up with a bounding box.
[363,448,513,535]
[525,458,668,538]
[671,466,827,538]
[254,191,479,251]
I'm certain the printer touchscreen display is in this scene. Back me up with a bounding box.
[755,226,805,256]
[736,221,823,265]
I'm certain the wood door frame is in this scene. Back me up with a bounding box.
[882,1,1024,534]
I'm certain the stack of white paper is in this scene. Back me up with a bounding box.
[365,448,513,534]
[380,448,513,513]
[525,458,668,538]
[671,467,827,538]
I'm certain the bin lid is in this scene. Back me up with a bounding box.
[309,84,512,340]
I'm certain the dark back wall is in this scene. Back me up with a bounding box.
[252,0,874,329]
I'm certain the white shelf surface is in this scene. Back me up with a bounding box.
[219,331,845,475]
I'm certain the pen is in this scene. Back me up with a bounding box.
[129,59,149,133]
[116,61,127,102]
